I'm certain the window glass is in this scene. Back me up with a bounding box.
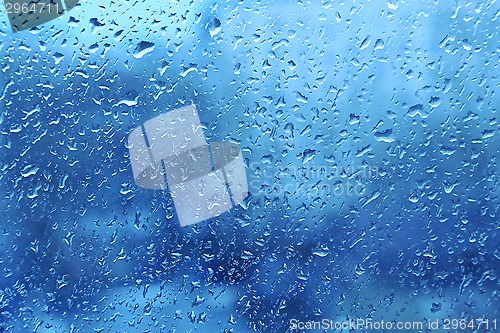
[0,0,498,331]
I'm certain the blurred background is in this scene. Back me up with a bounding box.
[0,0,498,332]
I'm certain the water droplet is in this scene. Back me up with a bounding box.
[133,41,155,59]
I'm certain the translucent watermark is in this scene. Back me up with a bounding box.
[128,105,248,227]
[290,318,497,331]
[3,0,79,32]
[247,162,379,199]
[290,318,425,331]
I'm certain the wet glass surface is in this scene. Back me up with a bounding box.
[0,0,498,332]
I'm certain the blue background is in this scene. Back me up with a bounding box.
[0,0,498,332]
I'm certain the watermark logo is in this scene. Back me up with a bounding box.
[128,105,248,227]
[3,0,79,32]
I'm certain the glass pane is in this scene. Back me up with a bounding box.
[1,0,498,332]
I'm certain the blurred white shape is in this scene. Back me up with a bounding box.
[128,105,248,226]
